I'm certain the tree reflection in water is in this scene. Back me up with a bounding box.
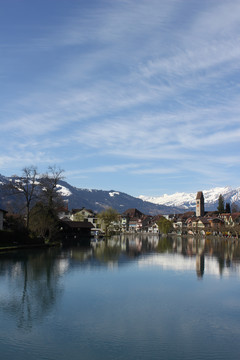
[0,248,65,330]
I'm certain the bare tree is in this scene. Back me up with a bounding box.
[39,165,65,210]
[28,166,65,242]
[7,166,38,230]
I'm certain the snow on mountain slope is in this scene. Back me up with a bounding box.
[109,192,120,197]
[56,184,72,197]
[139,186,240,210]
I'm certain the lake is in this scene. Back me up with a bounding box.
[1,235,240,360]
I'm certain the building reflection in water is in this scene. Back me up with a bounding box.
[196,253,205,278]
[118,234,240,278]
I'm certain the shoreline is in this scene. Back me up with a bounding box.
[0,241,60,253]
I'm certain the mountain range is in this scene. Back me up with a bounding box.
[0,174,180,215]
[1,173,239,215]
[139,186,240,211]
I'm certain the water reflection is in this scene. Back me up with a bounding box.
[90,234,240,278]
[136,235,240,278]
[0,248,64,330]
[1,236,240,360]
[1,235,240,330]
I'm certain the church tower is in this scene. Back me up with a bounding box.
[196,191,204,217]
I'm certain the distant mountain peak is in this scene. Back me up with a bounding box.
[139,186,240,211]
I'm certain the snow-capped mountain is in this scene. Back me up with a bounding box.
[55,180,182,214]
[1,172,239,214]
[0,174,181,215]
[139,186,240,211]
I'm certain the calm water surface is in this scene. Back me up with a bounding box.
[1,235,240,360]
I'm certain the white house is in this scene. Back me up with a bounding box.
[71,208,105,234]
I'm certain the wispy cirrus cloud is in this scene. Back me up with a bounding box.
[0,152,59,171]
[1,0,240,194]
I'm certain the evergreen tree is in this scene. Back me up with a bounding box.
[225,203,231,213]
[217,194,225,213]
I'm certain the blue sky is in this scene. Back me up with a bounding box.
[1,0,240,197]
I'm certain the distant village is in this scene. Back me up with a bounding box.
[52,191,240,239]
[1,191,240,243]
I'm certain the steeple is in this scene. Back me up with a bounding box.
[196,191,204,217]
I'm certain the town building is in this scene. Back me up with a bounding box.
[71,207,105,234]
[196,191,205,217]
[59,219,93,245]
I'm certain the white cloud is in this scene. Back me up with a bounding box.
[1,0,240,193]
[131,168,177,175]
[86,164,139,173]
[0,152,59,170]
